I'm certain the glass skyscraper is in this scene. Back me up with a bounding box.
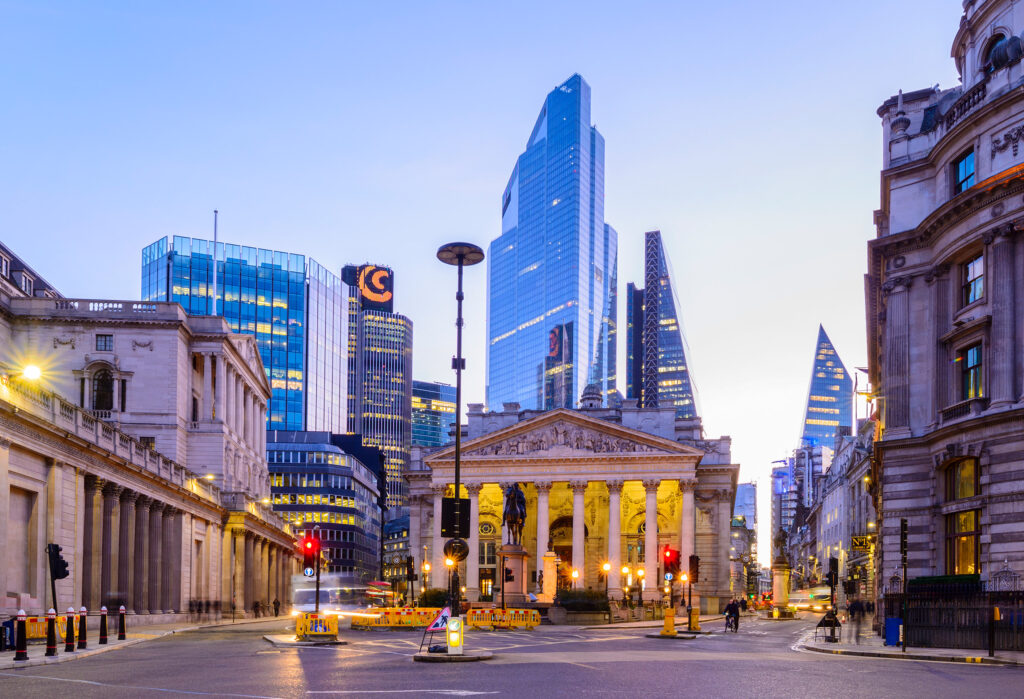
[800,325,853,446]
[411,380,456,447]
[625,230,697,418]
[487,74,617,410]
[141,237,347,432]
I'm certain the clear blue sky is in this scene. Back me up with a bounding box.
[0,1,963,564]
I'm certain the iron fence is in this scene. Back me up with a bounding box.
[883,587,1024,650]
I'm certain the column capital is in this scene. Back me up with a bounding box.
[605,479,624,493]
[0,436,11,450]
[429,484,447,497]
[716,488,733,502]
[534,481,553,494]
[119,489,140,505]
[102,482,123,498]
[464,482,483,496]
[135,495,153,510]
[162,505,178,518]
[641,479,660,491]
[568,480,588,494]
[149,500,166,515]
[882,275,912,295]
[84,474,103,493]
[678,478,698,493]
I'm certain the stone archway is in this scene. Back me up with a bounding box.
[550,516,587,589]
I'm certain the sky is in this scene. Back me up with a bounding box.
[0,1,964,566]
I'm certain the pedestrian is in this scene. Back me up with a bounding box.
[273,598,280,617]
[848,597,865,644]
[740,597,748,612]
[252,600,260,618]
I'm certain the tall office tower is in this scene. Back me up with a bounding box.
[625,230,697,418]
[411,380,456,447]
[771,460,796,559]
[733,482,757,530]
[487,74,617,411]
[343,264,413,508]
[142,237,348,432]
[800,325,853,447]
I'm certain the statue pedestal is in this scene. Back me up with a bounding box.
[499,545,529,605]
[539,552,557,603]
[772,563,791,608]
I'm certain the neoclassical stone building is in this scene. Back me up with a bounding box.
[406,388,739,612]
[868,0,1024,597]
[0,259,295,619]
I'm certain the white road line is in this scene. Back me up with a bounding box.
[0,672,283,698]
[307,691,498,696]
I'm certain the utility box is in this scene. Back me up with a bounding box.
[884,617,902,646]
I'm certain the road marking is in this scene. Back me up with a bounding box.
[307,691,497,696]
[0,672,283,698]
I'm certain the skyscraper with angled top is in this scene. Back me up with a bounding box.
[800,325,853,447]
[487,74,617,411]
[625,230,698,418]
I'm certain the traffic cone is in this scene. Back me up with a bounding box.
[45,608,57,657]
[13,610,28,661]
[99,606,108,645]
[118,605,126,640]
[65,607,76,652]
[78,606,88,649]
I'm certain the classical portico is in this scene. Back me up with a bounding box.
[406,408,738,610]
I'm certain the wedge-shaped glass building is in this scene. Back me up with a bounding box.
[800,325,853,446]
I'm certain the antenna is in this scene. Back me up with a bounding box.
[211,210,218,315]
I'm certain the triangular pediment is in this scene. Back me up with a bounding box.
[426,409,704,462]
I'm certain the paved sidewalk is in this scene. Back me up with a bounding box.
[798,627,1024,666]
[0,615,280,669]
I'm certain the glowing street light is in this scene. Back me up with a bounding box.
[22,365,41,381]
[571,568,579,589]
[601,562,611,596]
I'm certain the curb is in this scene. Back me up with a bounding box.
[0,633,170,669]
[412,650,493,663]
[263,634,347,647]
[645,633,697,640]
[798,642,1022,666]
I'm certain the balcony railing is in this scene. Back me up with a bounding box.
[940,397,989,424]
[944,79,987,131]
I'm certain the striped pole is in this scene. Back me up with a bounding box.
[118,605,127,640]
[45,608,57,657]
[65,607,76,652]
[99,605,108,645]
[13,610,28,661]
[78,606,88,649]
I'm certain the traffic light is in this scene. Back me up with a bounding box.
[46,543,69,580]
[405,555,417,582]
[688,554,700,584]
[504,567,514,582]
[301,536,320,576]
[663,547,680,577]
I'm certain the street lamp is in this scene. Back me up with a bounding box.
[602,562,611,597]
[22,365,41,381]
[571,569,579,589]
[437,241,484,617]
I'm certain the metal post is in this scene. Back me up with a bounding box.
[118,605,127,640]
[77,606,88,649]
[687,580,693,631]
[314,525,321,615]
[13,610,28,661]
[99,605,108,645]
[65,607,76,653]
[501,552,506,611]
[45,608,57,657]
[901,559,907,653]
[47,544,58,614]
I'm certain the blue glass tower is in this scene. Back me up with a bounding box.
[625,231,697,418]
[487,74,617,410]
[411,380,456,447]
[141,237,347,433]
[800,325,853,446]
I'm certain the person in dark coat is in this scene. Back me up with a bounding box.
[848,597,866,644]
[273,598,281,617]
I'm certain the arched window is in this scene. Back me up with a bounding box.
[92,369,114,411]
[983,34,1007,73]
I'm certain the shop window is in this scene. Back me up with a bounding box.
[945,509,980,575]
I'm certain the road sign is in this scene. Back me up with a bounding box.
[664,573,673,581]
[427,606,451,631]
[303,566,315,577]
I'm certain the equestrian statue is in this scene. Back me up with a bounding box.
[503,483,527,546]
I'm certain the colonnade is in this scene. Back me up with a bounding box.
[222,526,293,616]
[196,351,265,456]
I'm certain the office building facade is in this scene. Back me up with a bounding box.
[141,237,347,433]
[343,265,413,508]
[411,380,456,447]
[799,325,853,447]
[625,230,698,418]
[487,74,617,411]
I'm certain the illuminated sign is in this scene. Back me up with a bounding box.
[352,264,394,312]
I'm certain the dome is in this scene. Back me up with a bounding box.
[579,383,603,409]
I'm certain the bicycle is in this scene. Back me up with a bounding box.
[724,614,738,633]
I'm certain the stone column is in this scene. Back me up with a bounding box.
[100,483,122,608]
[214,354,225,422]
[235,376,244,435]
[170,510,183,613]
[232,529,246,615]
[990,229,1017,408]
[643,480,659,601]
[148,502,164,613]
[81,475,101,610]
[0,439,10,606]
[225,367,234,428]
[162,507,176,612]
[465,483,482,601]
[431,485,446,582]
[606,479,623,598]
[118,490,138,612]
[133,497,151,614]
[535,481,551,555]
[244,533,255,614]
[926,265,951,421]
[408,495,422,571]
[882,276,912,432]
[202,353,213,421]
[570,481,587,584]
[679,479,696,565]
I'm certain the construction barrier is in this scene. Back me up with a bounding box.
[349,607,539,630]
[295,612,338,640]
[463,608,540,630]
[25,614,79,640]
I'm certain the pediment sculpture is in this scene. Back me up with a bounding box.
[466,423,660,457]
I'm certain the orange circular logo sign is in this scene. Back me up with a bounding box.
[358,265,393,306]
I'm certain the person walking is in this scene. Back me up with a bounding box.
[273,598,280,617]
[848,597,865,644]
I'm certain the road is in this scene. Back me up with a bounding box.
[1,615,1020,697]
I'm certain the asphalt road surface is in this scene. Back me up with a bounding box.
[1,616,1020,697]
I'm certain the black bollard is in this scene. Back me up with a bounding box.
[78,606,88,649]
[45,608,57,657]
[99,605,108,645]
[118,605,126,641]
[13,610,28,662]
[65,607,76,652]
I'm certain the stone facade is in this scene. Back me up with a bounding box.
[868,0,1024,601]
[405,399,739,613]
[0,288,296,619]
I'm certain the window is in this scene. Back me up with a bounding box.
[96,334,113,351]
[0,254,9,278]
[479,541,496,565]
[946,509,980,575]
[959,344,983,399]
[962,254,984,306]
[946,459,979,500]
[19,273,33,296]
[954,150,975,195]
[139,437,156,450]
[92,370,114,411]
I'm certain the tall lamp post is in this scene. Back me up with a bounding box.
[436,243,484,621]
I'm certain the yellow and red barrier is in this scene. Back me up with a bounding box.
[25,614,79,640]
[350,607,539,630]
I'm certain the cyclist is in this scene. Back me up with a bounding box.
[724,598,740,632]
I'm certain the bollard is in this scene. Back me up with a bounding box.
[661,607,677,637]
[45,608,58,657]
[118,605,127,641]
[13,610,28,662]
[99,605,108,645]
[78,606,88,649]
[65,607,76,653]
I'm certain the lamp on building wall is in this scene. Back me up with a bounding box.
[22,365,41,381]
